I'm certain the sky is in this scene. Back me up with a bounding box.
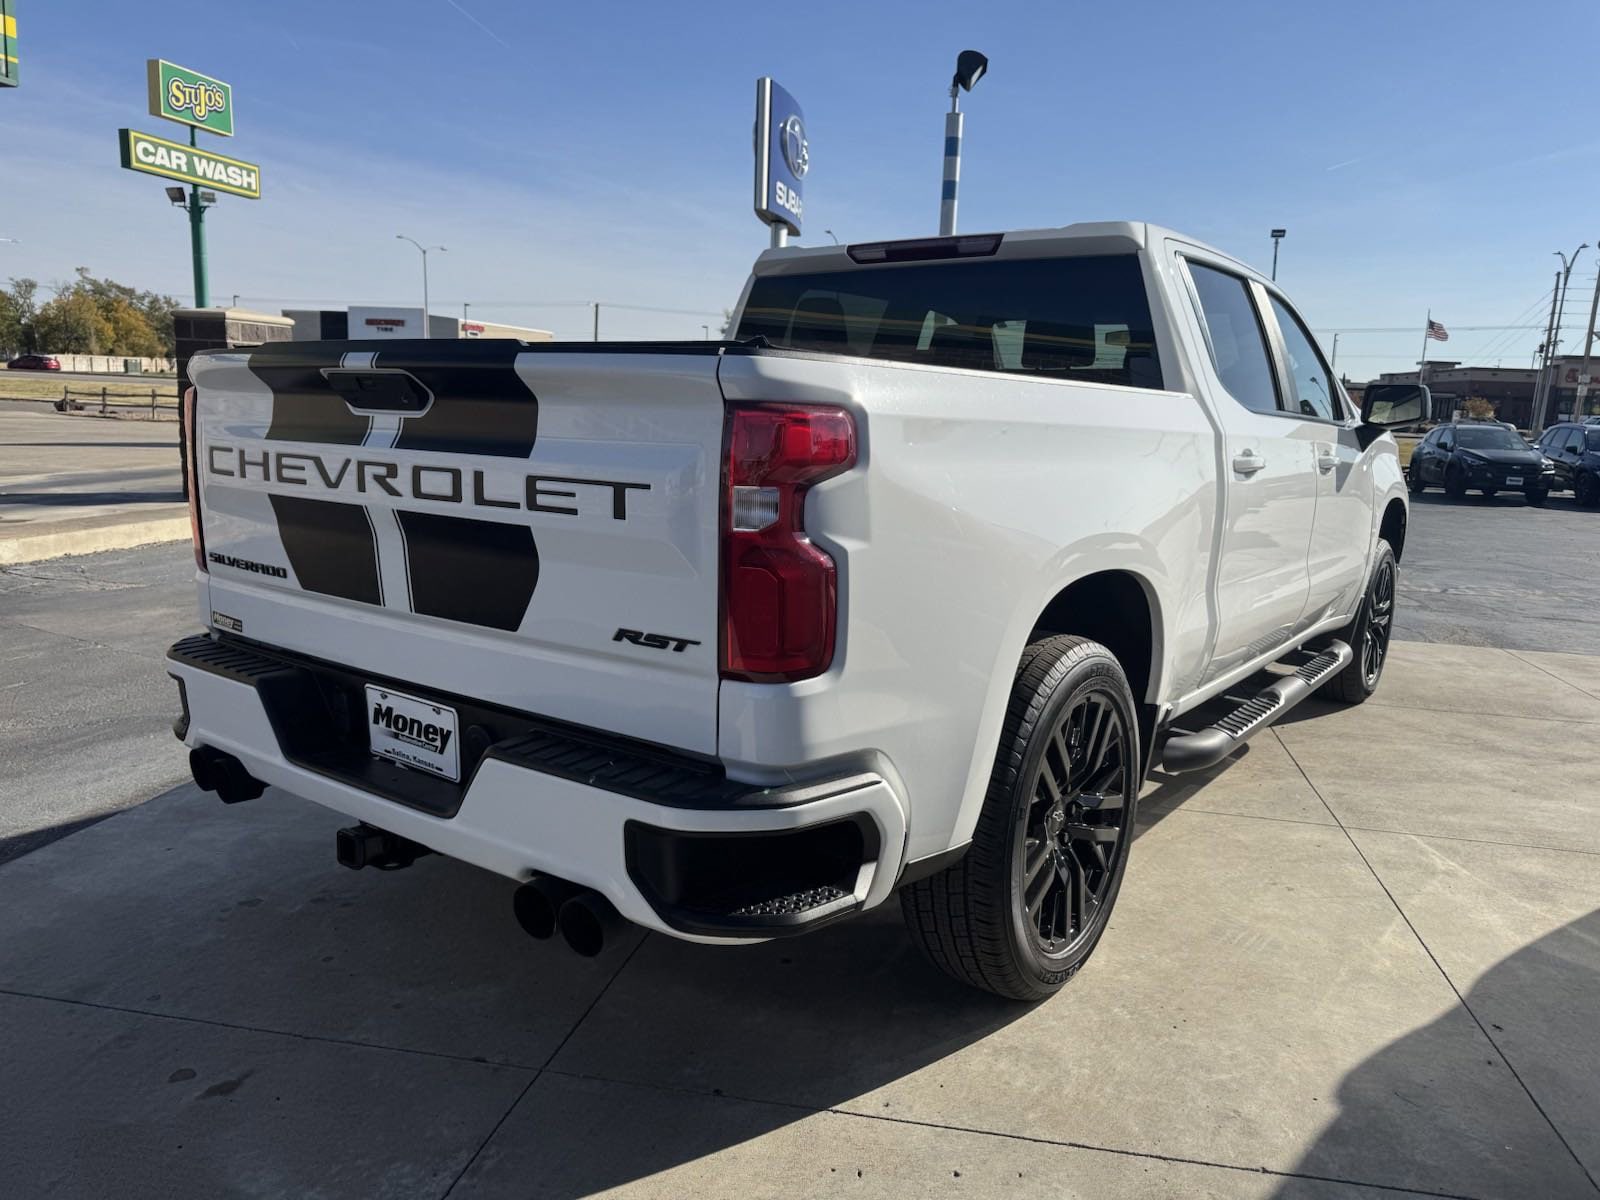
[3,0,1599,373]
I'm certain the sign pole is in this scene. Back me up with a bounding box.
[187,126,209,307]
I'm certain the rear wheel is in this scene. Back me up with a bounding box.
[1318,540,1396,705]
[901,636,1138,1002]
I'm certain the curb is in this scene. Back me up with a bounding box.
[0,514,190,565]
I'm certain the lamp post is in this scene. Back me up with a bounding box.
[1270,229,1287,281]
[396,235,445,338]
[1573,250,1600,422]
[939,50,988,237]
[824,229,839,244]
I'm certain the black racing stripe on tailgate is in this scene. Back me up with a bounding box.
[382,343,538,457]
[250,347,370,445]
[269,495,383,605]
[397,510,538,631]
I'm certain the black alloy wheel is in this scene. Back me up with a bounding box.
[1019,692,1129,956]
[1359,553,1396,688]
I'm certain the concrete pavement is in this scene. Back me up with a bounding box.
[0,403,186,564]
[0,638,1596,1199]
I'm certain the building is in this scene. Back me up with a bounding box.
[1538,355,1600,425]
[281,307,553,343]
[1370,363,1537,426]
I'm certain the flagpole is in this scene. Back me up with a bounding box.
[1419,310,1431,390]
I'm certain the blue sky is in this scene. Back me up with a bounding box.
[3,0,1598,370]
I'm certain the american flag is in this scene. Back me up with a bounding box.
[1426,319,1449,342]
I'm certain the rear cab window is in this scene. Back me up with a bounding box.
[735,254,1164,389]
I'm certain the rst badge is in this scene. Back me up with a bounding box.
[365,686,459,782]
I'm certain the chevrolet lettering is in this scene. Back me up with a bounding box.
[169,224,1418,1001]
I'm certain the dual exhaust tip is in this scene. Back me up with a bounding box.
[514,874,625,958]
[189,746,265,805]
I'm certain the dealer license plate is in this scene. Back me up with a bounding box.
[1506,476,1523,486]
[365,685,460,782]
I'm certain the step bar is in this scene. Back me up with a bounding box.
[1158,641,1352,775]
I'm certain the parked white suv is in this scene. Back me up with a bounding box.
[168,222,1422,1000]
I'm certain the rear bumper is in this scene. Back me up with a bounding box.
[166,635,908,943]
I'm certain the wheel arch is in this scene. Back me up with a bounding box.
[1379,497,1407,562]
[1029,569,1163,772]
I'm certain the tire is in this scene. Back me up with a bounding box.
[901,636,1139,1002]
[1527,488,1548,507]
[1481,487,1497,498]
[1407,465,1424,494]
[1318,539,1397,705]
[1577,472,1599,507]
[1445,466,1467,499]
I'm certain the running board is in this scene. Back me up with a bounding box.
[1158,641,1352,774]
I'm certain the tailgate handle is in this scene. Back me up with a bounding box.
[321,368,433,415]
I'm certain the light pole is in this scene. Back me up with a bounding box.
[701,324,710,339]
[824,229,839,244]
[1534,244,1586,429]
[396,235,445,338]
[939,50,988,237]
[1270,228,1287,280]
[462,302,470,322]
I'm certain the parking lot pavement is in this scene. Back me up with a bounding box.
[0,403,186,563]
[1395,489,1600,655]
[1,637,1597,1199]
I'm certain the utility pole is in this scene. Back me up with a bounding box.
[1573,259,1600,423]
[1533,269,1562,432]
[1549,245,1587,422]
[463,302,470,321]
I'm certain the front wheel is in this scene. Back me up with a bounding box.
[1445,466,1467,499]
[1407,464,1425,494]
[1577,472,1599,507]
[1527,487,1548,507]
[901,635,1138,1002]
[1481,487,1498,498]
[1318,539,1397,705]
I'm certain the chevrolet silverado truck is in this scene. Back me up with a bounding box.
[168,223,1425,1001]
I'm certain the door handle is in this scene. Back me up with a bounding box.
[1231,449,1266,476]
[1316,446,1339,473]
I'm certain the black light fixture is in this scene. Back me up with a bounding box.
[952,50,988,93]
[165,186,186,206]
[1270,228,1287,280]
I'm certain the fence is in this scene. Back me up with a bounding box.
[54,384,178,420]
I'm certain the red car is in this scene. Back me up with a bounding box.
[6,354,61,371]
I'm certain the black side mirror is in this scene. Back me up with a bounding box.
[1361,383,1429,428]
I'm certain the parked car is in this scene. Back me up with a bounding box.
[168,222,1419,1001]
[1407,421,1552,503]
[6,354,61,371]
[1535,423,1600,506]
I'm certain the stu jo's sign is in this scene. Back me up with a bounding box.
[147,59,234,137]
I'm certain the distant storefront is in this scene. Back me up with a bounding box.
[282,307,553,343]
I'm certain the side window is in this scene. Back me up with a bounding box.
[1269,297,1340,421]
[1438,428,1454,451]
[1187,262,1280,414]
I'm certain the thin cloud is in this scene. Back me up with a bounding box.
[1325,157,1362,172]
[444,0,513,50]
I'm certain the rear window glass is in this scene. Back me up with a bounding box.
[735,255,1163,389]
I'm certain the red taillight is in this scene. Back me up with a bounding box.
[721,404,856,682]
[184,386,207,573]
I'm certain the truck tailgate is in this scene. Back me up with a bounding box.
[189,340,724,755]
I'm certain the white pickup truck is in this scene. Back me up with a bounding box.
[169,222,1424,1001]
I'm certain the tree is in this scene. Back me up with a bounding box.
[1,272,178,357]
[1463,396,1497,420]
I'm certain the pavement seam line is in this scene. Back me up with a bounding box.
[436,933,651,1199]
[0,985,540,1073]
[1147,804,1600,858]
[1363,696,1600,726]
[1270,727,1600,1197]
[1504,649,1600,703]
[538,1067,1486,1200]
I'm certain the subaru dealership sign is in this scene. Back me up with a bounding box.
[754,77,806,237]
